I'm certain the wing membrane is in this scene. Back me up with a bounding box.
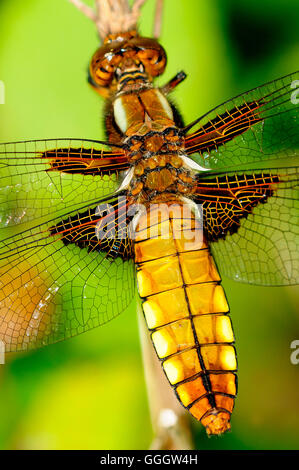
[0,195,135,352]
[195,167,298,285]
[185,71,299,171]
[0,139,128,229]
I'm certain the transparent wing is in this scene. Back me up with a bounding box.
[0,138,128,229]
[0,195,135,352]
[195,167,298,286]
[188,72,299,285]
[185,71,299,172]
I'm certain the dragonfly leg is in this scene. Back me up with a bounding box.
[161,71,187,95]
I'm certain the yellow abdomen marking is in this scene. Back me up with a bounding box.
[134,203,237,435]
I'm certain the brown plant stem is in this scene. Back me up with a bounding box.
[137,298,194,450]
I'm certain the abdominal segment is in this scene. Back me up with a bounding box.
[134,202,237,435]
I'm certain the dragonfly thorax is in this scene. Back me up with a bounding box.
[113,88,174,135]
[125,130,197,203]
[111,85,198,202]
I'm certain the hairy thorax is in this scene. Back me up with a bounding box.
[112,85,197,204]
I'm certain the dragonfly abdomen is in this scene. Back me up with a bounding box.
[134,202,237,435]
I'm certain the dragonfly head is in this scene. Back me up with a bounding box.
[89,33,167,90]
[70,0,167,95]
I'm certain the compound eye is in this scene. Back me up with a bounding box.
[133,38,167,78]
[89,44,122,87]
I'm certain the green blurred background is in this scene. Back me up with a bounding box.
[0,0,298,450]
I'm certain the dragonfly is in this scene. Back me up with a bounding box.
[0,0,298,436]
